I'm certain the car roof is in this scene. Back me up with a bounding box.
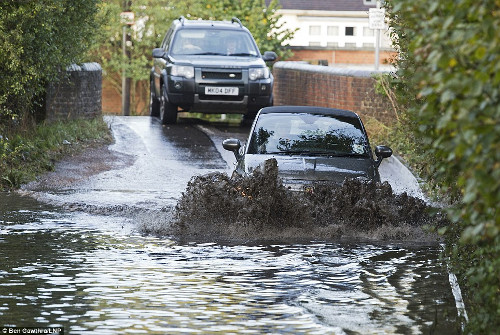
[258,106,361,120]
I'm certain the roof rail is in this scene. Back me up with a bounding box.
[231,17,242,28]
[178,16,186,26]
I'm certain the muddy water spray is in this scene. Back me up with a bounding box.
[139,159,447,242]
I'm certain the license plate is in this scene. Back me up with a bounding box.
[205,87,239,96]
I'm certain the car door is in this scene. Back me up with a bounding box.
[153,28,174,97]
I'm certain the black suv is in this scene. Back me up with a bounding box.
[150,16,277,124]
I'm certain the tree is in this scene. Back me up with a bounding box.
[386,1,500,333]
[0,0,101,124]
[89,0,295,114]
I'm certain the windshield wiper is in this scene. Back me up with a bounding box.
[266,150,366,157]
[266,150,328,156]
[229,53,257,57]
[329,152,367,158]
[191,52,226,56]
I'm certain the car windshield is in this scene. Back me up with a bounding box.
[171,29,259,57]
[247,113,370,157]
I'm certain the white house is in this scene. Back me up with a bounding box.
[266,0,393,51]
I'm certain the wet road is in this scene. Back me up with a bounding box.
[20,116,249,210]
[0,116,462,334]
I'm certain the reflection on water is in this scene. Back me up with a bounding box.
[0,192,460,334]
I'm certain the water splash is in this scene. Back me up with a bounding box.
[139,159,447,242]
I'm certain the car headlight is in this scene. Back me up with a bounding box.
[171,65,194,79]
[249,67,270,80]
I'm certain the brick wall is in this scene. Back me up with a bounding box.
[272,61,395,124]
[102,79,148,115]
[288,49,397,66]
[102,79,121,115]
[45,63,102,122]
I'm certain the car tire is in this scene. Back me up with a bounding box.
[149,80,160,117]
[160,85,178,125]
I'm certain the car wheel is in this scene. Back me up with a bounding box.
[149,80,160,117]
[160,86,178,125]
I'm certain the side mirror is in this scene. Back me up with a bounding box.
[222,138,243,160]
[152,48,166,59]
[262,51,278,62]
[375,145,393,167]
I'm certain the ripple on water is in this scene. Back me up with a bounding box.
[0,217,460,334]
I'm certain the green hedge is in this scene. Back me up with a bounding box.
[387,1,500,333]
[0,0,101,123]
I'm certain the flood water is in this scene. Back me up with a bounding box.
[1,191,461,334]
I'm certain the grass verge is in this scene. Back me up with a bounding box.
[0,117,112,190]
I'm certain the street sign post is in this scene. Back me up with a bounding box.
[369,8,386,71]
[369,8,386,30]
[120,11,135,26]
[120,12,134,116]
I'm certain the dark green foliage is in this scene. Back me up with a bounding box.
[0,0,101,123]
[386,0,500,332]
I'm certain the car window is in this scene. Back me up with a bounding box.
[247,113,370,156]
[161,28,173,50]
[171,29,259,56]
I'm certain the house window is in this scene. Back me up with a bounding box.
[327,42,338,47]
[327,26,339,36]
[345,27,355,36]
[344,42,357,48]
[309,42,321,47]
[363,0,376,5]
[309,25,321,35]
[363,27,374,37]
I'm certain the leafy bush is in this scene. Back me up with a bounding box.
[387,0,500,332]
[0,0,101,123]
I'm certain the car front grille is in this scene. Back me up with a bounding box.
[202,71,242,80]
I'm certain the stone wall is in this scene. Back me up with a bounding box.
[45,63,102,122]
[272,61,396,124]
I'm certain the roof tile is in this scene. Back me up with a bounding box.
[265,0,376,11]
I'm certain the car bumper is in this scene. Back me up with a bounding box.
[166,75,272,113]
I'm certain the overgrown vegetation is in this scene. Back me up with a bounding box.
[0,0,106,190]
[0,0,101,123]
[0,117,112,190]
[386,1,500,333]
[89,0,295,115]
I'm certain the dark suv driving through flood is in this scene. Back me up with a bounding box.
[150,16,277,124]
[223,106,393,191]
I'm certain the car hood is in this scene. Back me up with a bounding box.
[243,154,378,188]
[171,55,266,68]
